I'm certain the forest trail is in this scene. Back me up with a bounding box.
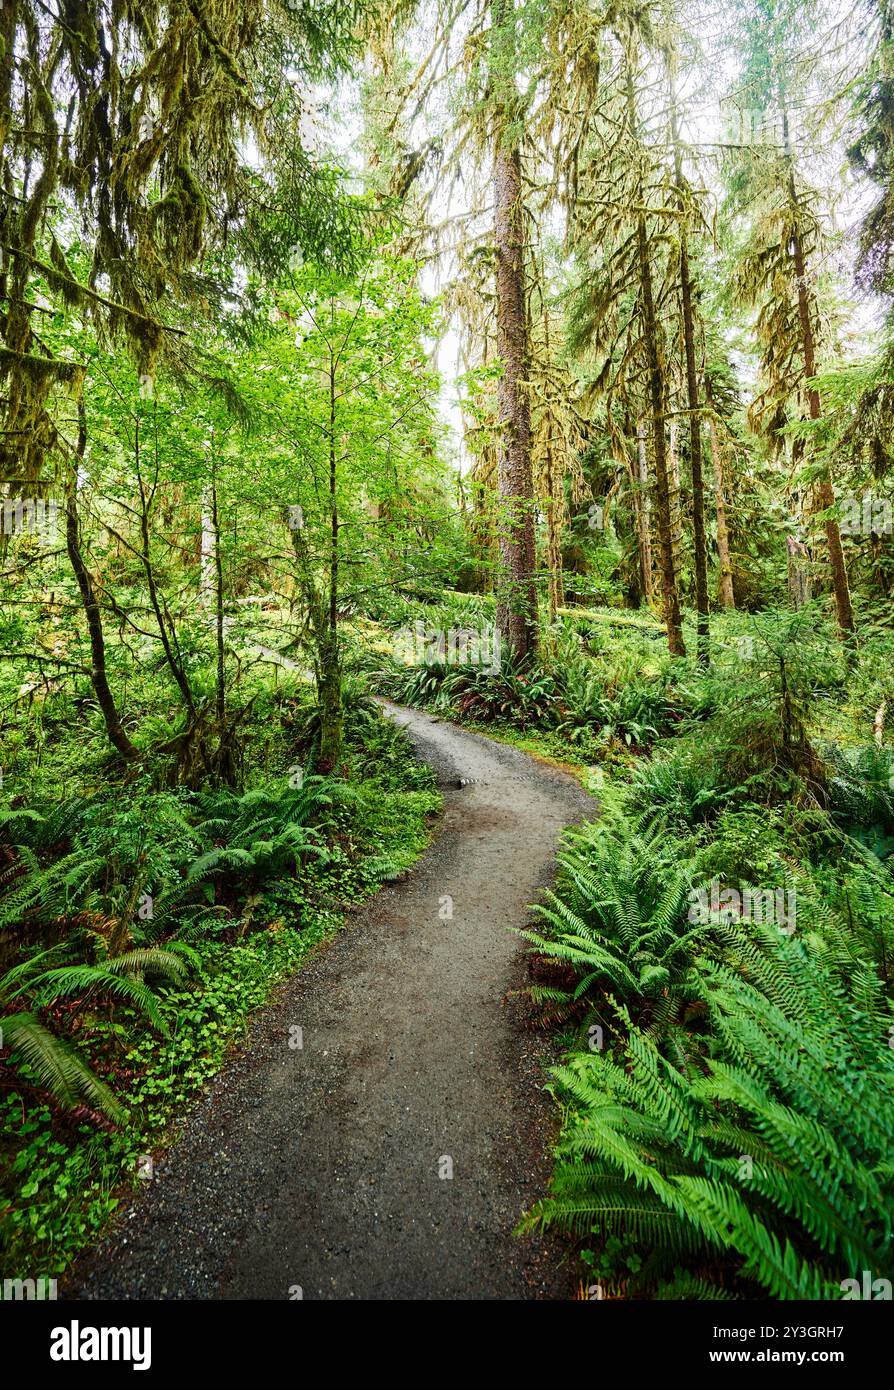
[70,705,594,1301]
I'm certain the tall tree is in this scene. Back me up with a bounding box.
[567,9,685,655]
[849,0,894,304]
[0,0,363,757]
[705,380,737,609]
[490,0,538,658]
[666,42,711,663]
[727,0,855,638]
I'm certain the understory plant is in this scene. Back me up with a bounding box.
[521,809,894,1300]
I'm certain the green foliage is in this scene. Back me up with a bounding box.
[825,742,894,860]
[0,1011,125,1125]
[521,813,894,1300]
[1,918,335,1276]
[0,942,194,1121]
[0,680,440,1277]
[377,602,687,747]
[520,818,704,1058]
[3,0,894,1312]
[451,658,560,728]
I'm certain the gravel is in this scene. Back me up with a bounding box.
[69,703,596,1301]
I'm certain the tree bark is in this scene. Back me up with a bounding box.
[544,422,564,620]
[65,402,138,760]
[540,293,564,622]
[208,467,236,784]
[200,486,215,604]
[210,473,226,731]
[669,64,710,664]
[787,533,812,609]
[635,418,654,604]
[492,0,537,661]
[668,414,684,579]
[709,412,736,609]
[625,55,685,657]
[319,331,343,771]
[785,117,855,638]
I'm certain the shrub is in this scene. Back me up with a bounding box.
[521,921,894,1300]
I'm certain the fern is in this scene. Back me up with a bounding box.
[1,943,196,1118]
[522,810,894,1299]
[520,816,704,1056]
[0,1013,126,1123]
[523,921,894,1299]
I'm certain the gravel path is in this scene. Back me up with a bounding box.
[70,704,595,1301]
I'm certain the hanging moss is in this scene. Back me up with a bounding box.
[1,0,273,483]
[0,348,84,386]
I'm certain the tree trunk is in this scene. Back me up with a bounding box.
[625,58,685,657]
[787,534,812,609]
[317,635,343,773]
[669,65,710,665]
[785,122,855,639]
[635,418,654,604]
[287,511,342,776]
[709,413,736,609]
[543,405,565,620]
[209,469,236,784]
[540,292,564,622]
[200,486,215,604]
[319,336,343,771]
[210,475,226,731]
[668,415,684,579]
[492,0,537,661]
[65,402,138,760]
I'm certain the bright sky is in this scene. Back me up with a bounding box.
[309,0,886,472]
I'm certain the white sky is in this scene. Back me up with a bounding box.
[308,0,886,472]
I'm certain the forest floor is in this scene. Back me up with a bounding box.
[67,703,594,1300]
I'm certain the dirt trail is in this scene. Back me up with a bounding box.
[71,704,594,1300]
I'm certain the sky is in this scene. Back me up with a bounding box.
[306,0,886,472]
